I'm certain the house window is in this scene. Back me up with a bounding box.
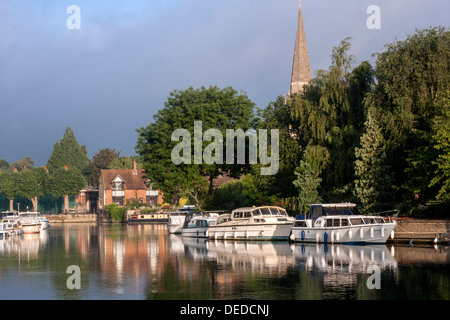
[146,189,158,206]
[112,178,125,206]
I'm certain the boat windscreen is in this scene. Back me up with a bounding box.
[322,207,354,216]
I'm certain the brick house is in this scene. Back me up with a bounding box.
[98,161,163,209]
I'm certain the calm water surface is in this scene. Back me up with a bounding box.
[0,223,449,300]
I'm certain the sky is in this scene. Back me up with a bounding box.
[0,0,448,167]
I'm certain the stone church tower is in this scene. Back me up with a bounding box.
[289,0,312,96]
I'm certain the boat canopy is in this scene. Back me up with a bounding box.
[307,203,357,220]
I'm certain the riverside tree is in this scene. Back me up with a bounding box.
[47,127,90,173]
[370,27,450,205]
[16,167,48,211]
[136,86,255,208]
[353,108,395,214]
[289,38,374,202]
[0,171,19,211]
[46,166,87,213]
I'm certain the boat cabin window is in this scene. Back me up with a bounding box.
[259,208,271,215]
[314,219,324,227]
[341,219,349,227]
[195,220,207,227]
[322,206,355,216]
[326,218,341,227]
[350,218,364,225]
[364,218,376,224]
[233,211,251,219]
[295,221,307,227]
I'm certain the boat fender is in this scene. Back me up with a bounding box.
[290,233,296,241]
[301,230,305,241]
[370,227,374,238]
[381,227,385,238]
[324,232,328,244]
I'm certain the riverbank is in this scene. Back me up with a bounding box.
[47,214,97,223]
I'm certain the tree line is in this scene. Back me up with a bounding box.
[136,27,449,216]
[0,127,141,213]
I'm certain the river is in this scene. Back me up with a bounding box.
[0,223,449,301]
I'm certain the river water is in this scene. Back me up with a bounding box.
[0,223,449,301]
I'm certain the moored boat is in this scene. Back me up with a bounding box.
[128,211,169,224]
[181,212,218,238]
[289,203,398,244]
[207,206,295,241]
[167,205,197,234]
[18,212,41,234]
[0,219,24,237]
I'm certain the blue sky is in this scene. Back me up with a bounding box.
[0,0,448,166]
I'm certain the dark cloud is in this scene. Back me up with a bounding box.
[0,0,448,166]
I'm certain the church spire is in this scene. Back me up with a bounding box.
[289,0,311,96]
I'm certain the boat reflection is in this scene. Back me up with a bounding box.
[178,238,398,275]
[290,243,397,272]
[0,230,49,258]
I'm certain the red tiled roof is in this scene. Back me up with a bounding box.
[100,169,147,190]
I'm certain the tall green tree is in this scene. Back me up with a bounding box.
[354,108,395,214]
[293,158,322,215]
[0,171,19,211]
[252,95,303,206]
[47,127,90,173]
[370,27,450,203]
[85,148,121,186]
[47,166,87,213]
[289,38,374,201]
[136,86,255,207]
[429,94,450,200]
[16,167,48,211]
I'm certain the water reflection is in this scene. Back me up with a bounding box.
[0,223,449,300]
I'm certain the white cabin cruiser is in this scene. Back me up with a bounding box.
[18,212,42,234]
[290,203,397,244]
[0,218,24,237]
[167,205,197,234]
[207,206,294,241]
[181,212,218,238]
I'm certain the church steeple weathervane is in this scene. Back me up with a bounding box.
[289,0,312,96]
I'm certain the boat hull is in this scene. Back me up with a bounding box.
[208,223,293,241]
[168,224,183,234]
[21,224,41,234]
[182,227,208,238]
[290,223,396,244]
[128,213,169,224]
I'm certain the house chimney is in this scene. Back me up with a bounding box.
[132,159,137,175]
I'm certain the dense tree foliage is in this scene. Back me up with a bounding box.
[136,86,255,208]
[47,127,90,173]
[354,108,395,214]
[46,166,87,213]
